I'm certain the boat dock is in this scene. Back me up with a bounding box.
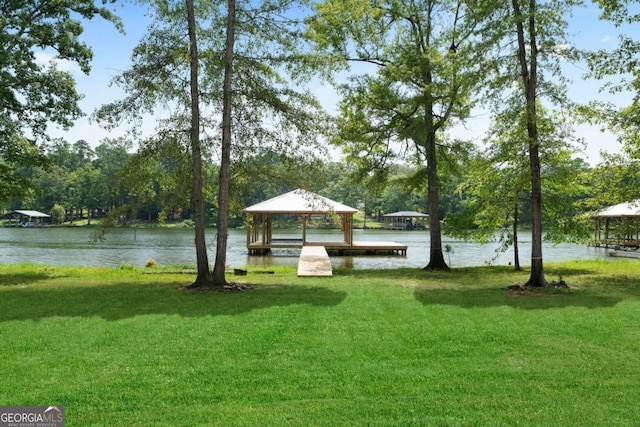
[244,189,407,258]
[324,241,407,256]
[249,240,408,256]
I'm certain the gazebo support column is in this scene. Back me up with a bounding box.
[301,214,308,245]
[341,213,353,245]
[254,214,259,243]
[264,214,272,244]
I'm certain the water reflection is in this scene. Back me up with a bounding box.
[0,226,611,269]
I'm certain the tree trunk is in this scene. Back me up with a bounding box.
[513,203,520,271]
[526,142,547,286]
[186,0,212,287]
[211,0,236,286]
[423,131,449,270]
[512,0,547,287]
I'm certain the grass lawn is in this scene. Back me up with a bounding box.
[0,260,639,426]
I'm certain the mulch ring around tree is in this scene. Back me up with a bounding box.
[506,279,579,296]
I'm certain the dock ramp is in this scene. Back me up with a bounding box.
[297,246,332,277]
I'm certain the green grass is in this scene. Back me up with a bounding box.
[1,260,639,426]
[353,212,384,228]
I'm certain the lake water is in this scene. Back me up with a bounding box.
[0,226,612,269]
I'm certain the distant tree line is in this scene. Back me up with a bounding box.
[2,136,431,226]
[1,133,600,237]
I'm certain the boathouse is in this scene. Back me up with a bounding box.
[1,210,51,227]
[592,200,640,248]
[383,211,429,230]
[244,189,407,256]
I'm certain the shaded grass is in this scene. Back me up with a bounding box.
[0,260,639,426]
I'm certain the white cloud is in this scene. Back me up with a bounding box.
[34,51,80,73]
[600,34,614,43]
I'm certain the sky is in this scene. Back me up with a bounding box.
[43,1,639,166]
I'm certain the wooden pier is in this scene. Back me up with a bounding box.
[323,241,407,256]
[295,242,408,277]
[249,240,407,256]
[297,246,333,277]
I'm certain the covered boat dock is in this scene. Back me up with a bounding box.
[244,189,407,257]
[592,200,640,248]
[383,211,429,230]
[1,210,51,227]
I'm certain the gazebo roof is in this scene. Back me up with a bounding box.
[384,211,429,218]
[596,201,640,218]
[244,189,358,214]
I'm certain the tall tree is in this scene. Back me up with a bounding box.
[0,1,121,202]
[185,0,212,285]
[512,0,546,285]
[308,0,500,270]
[97,0,328,285]
[509,0,587,286]
[446,102,589,269]
[209,0,235,286]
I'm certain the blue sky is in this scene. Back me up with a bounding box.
[45,1,638,166]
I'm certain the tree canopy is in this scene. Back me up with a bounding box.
[0,0,121,201]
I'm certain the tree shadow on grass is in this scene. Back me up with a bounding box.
[582,274,640,300]
[334,266,624,310]
[414,286,623,310]
[0,282,347,322]
[0,270,58,286]
[543,265,603,278]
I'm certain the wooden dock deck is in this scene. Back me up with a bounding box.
[297,246,333,277]
[321,241,407,255]
[249,241,407,256]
